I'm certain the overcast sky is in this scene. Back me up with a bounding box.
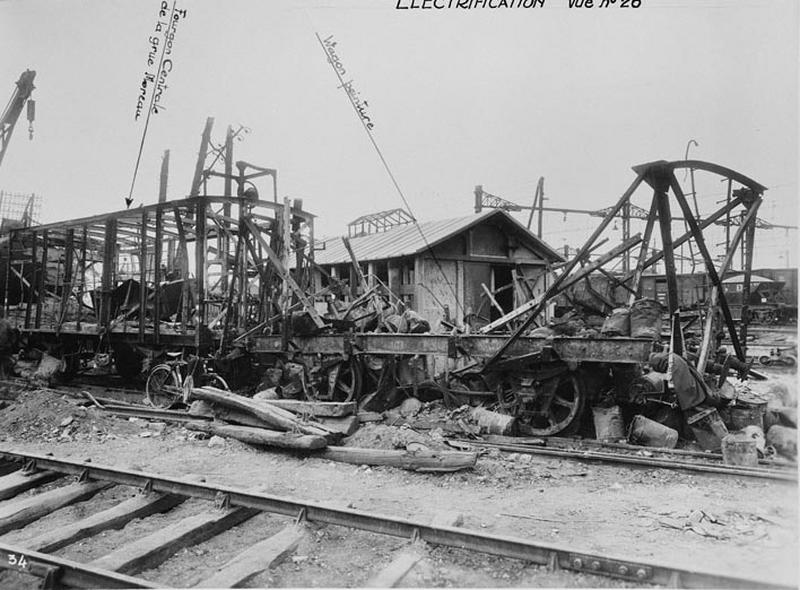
[0,0,797,269]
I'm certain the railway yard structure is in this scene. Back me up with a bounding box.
[0,120,796,589]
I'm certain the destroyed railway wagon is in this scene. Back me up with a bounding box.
[0,158,770,438]
[1,194,316,374]
[247,159,770,437]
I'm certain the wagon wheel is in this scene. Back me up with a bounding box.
[326,357,363,402]
[516,372,585,436]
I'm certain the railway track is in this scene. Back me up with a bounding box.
[454,439,799,482]
[0,449,793,589]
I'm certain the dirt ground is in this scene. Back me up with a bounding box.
[0,373,797,589]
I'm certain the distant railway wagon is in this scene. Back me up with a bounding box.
[557,269,796,325]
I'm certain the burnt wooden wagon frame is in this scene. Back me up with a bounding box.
[2,194,316,362]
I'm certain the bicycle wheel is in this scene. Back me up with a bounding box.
[146,364,181,408]
[203,373,230,391]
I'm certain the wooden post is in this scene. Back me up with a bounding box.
[154,209,162,345]
[139,211,147,342]
[195,200,207,349]
[24,230,36,329]
[34,230,48,329]
[100,220,117,332]
[58,228,75,333]
[627,195,658,305]
[221,127,233,293]
[654,187,679,318]
[281,198,292,314]
[189,117,214,197]
[173,209,190,334]
[76,227,87,332]
[669,175,745,361]
[237,206,248,332]
[158,150,170,203]
[740,209,757,357]
[2,231,12,317]
[537,177,544,239]
[697,199,761,373]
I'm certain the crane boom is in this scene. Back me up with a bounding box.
[0,69,36,168]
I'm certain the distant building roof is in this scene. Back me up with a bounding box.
[313,209,563,266]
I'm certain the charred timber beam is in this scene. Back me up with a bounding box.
[139,211,147,342]
[154,210,162,344]
[740,210,757,355]
[57,228,75,334]
[478,233,642,335]
[254,334,653,364]
[195,201,207,349]
[696,200,761,373]
[99,221,117,332]
[669,175,744,360]
[244,218,326,330]
[7,196,314,237]
[190,117,214,197]
[34,230,47,329]
[627,195,659,304]
[24,231,35,329]
[481,174,645,367]
[632,160,767,193]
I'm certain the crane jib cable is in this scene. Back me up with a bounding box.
[126,1,178,206]
[315,32,463,316]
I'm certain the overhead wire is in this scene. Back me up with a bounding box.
[314,32,463,316]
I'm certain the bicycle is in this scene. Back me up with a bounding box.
[145,351,229,408]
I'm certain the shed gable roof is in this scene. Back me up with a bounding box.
[313,209,563,266]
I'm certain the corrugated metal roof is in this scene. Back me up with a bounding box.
[313,209,562,266]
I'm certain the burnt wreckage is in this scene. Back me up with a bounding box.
[0,156,768,437]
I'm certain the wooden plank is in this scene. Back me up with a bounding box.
[0,481,108,535]
[627,195,659,305]
[189,387,333,437]
[368,550,423,588]
[0,470,62,501]
[263,399,356,418]
[315,415,360,436]
[197,524,305,588]
[654,189,679,316]
[185,421,327,450]
[670,175,744,361]
[244,218,326,329]
[319,447,477,473]
[24,493,185,553]
[367,510,463,587]
[89,507,258,575]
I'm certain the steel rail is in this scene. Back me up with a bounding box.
[0,541,159,589]
[457,440,797,481]
[0,449,792,589]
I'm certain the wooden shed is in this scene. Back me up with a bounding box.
[313,209,563,329]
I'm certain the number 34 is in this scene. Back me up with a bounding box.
[7,553,29,569]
